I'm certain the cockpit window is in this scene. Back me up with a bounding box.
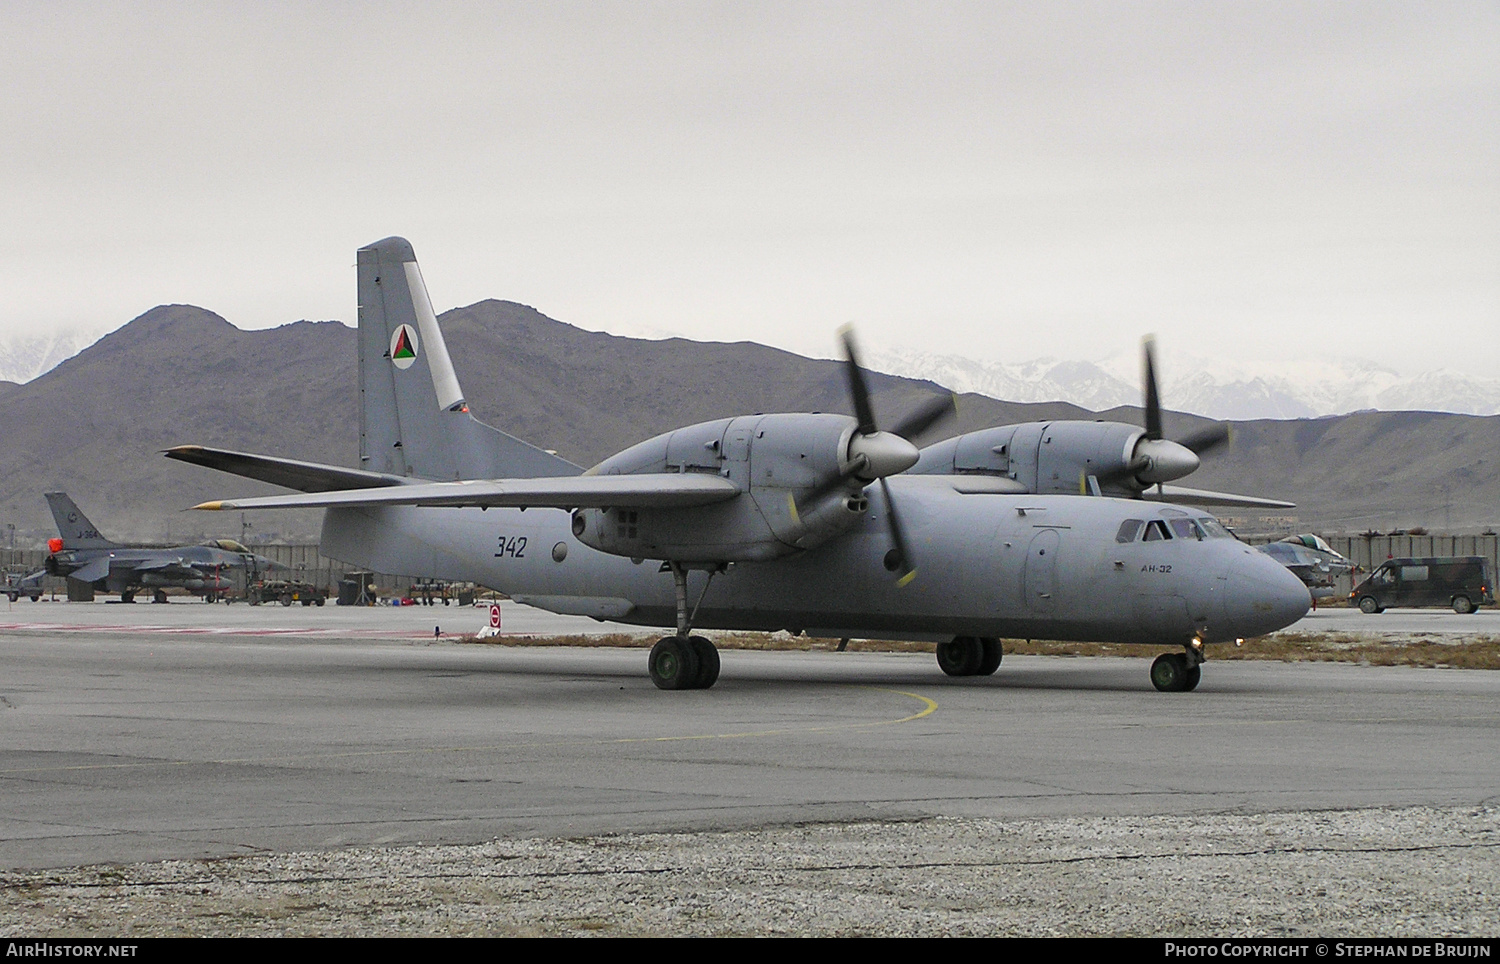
[1116,519,1145,544]
[1196,518,1233,539]
[1142,520,1171,542]
[203,539,250,552]
[1168,518,1205,541]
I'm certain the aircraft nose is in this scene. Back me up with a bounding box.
[1222,548,1311,639]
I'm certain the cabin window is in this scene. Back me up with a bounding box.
[1115,519,1145,543]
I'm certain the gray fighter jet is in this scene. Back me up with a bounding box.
[43,492,280,603]
[170,237,1309,692]
[1257,534,1357,600]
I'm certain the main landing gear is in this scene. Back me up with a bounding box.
[936,636,1003,677]
[648,564,723,690]
[1150,646,1203,693]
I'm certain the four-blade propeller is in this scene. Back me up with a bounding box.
[1090,336,1231,492]
[811,327,958,586]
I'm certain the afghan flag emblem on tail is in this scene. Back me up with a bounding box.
[390,324,419,369]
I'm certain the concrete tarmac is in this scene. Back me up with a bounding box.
[2,600,1497,872]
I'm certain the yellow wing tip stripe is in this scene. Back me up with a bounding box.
[192,501,227,511]
[897,569,918,588]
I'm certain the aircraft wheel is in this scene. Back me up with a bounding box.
[1183,663,1202,692]
[1453,596,1474,615]
[976,638,1003,676]
[1150,653,1190,692]
[121,590,135,604]
[648,636,701,691]
[153,590,168,605]
[1357,596,1381,615]
[6,593,17,603]
[687,635,720,689]
[30,594,40,602]
[315,597,325,607]
[936,637,983,676]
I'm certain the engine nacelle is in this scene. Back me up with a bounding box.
[910,419,1199,496]
[573,413,878,564]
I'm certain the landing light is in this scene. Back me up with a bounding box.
[1235,638,1244,647]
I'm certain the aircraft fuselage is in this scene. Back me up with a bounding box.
[322,476,1310,645]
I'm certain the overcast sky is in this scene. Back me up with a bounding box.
[3,1,1496,376]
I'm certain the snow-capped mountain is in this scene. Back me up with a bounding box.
[865,345,1500,420]
[0,328,103,384]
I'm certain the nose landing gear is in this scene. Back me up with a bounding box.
[1150,646,1203,692]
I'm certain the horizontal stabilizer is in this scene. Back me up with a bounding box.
[1143,484,1296,510]
[193,473,742,512]
[66,557,112,584]
[165,446,411,493]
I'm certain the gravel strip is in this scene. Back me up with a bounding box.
[3,806,1496,937]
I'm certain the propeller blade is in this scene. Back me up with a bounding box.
[791,455,870,520]
[1142,335,1163,441]
[1176,422,1231,456]
[879,478,917,587]
[889,393,958,442]
[1091,455,1150,488]
[839,326,879,436]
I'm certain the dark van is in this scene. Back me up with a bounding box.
[1350,557,1495,614]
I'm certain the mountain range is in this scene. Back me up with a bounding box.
[8,326,1500,422]
[862,345,1500,421]
[0,302,1496,545]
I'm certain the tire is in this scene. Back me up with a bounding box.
[687,636,720,689]
[1358,596,1381,615]
[30,594,40,602]
[280,593,293,607]
[1183,663,1202,692]
[315,597,325,607]
[976,638,1003,676]
[1453,596,1474,615]
[6,593,16,603]
[648,637,701,691]
[1150,653,1188,692]
[937,637,983,677]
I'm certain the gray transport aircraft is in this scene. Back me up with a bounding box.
[43,492,281,603]
[171,237,1310,692]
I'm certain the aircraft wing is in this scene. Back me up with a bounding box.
[164,445,410,493]
[192,473,742,511]
[1142,485,1296,510]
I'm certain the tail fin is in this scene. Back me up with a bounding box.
[45,492,118,549]
[356,237,579,480]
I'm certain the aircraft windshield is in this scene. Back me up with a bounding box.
[1116,516,1234,543]
[204,539,250,552]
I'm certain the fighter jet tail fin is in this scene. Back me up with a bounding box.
[356,237,580,481]
[44,492,119,549]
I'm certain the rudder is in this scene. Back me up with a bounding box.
[356,237,578,481]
